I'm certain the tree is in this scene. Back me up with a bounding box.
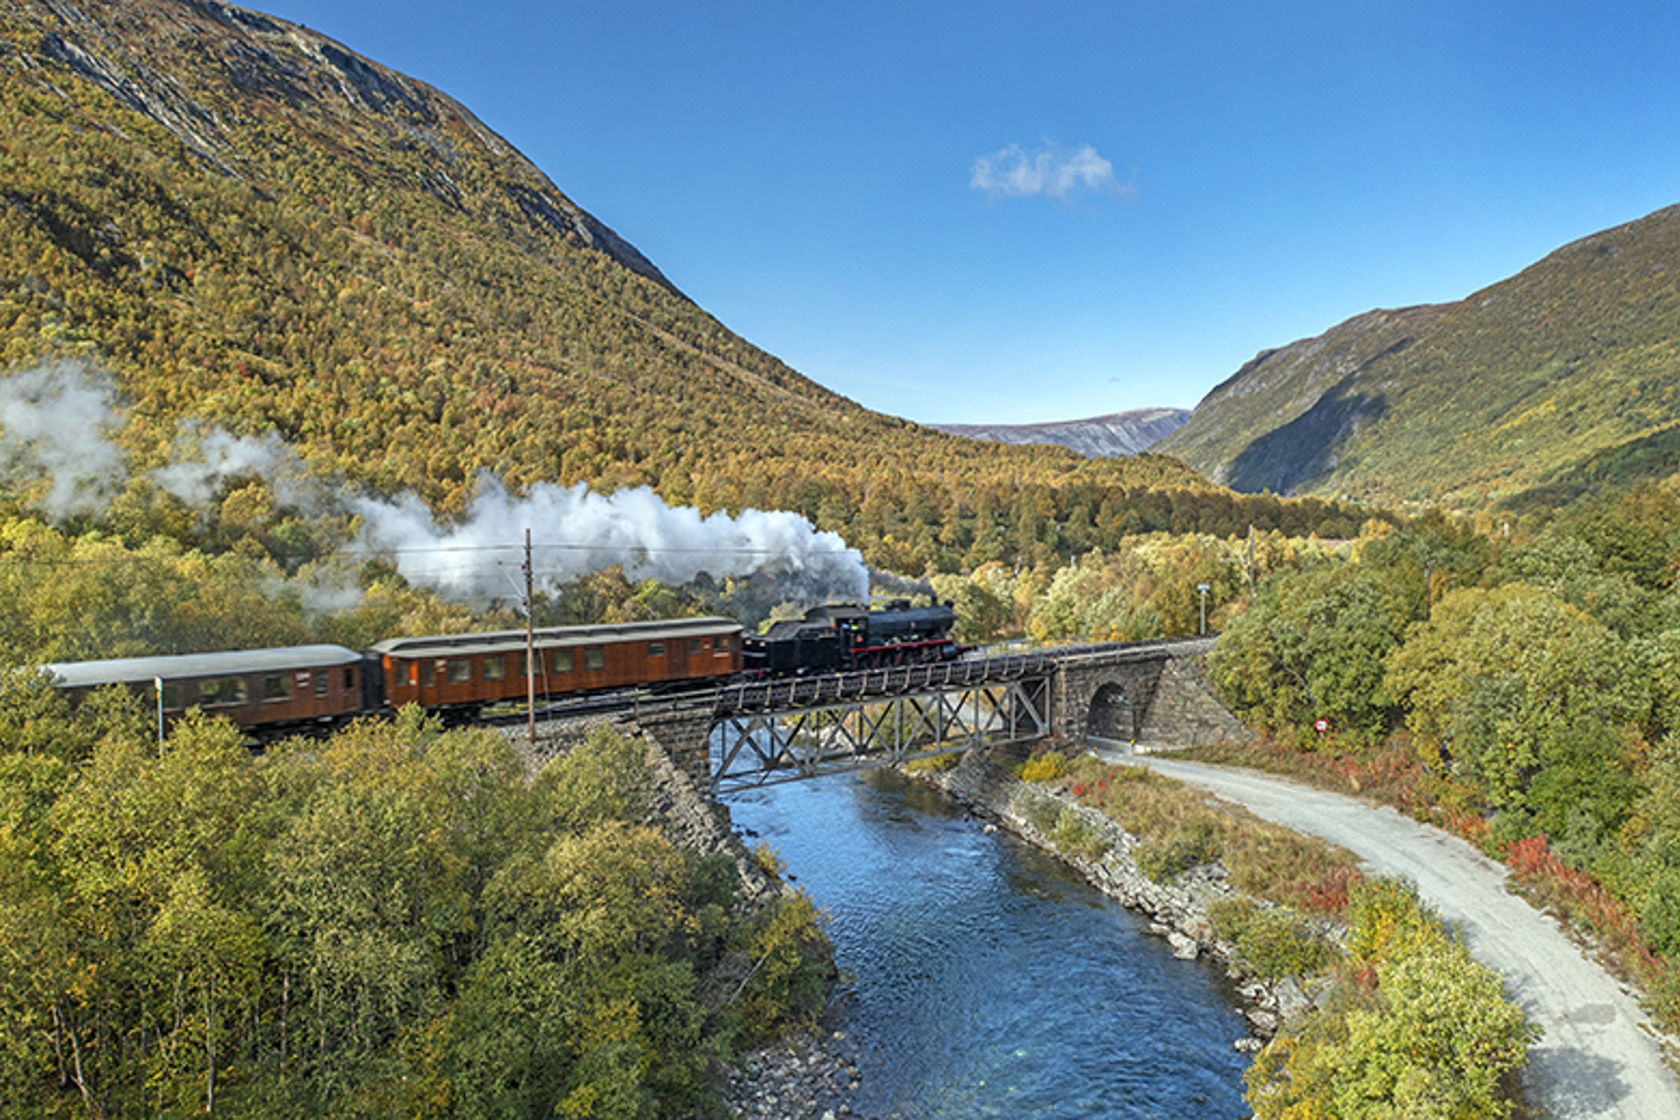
[1385,583,1646,832]
[1208,565,1405,747]
[1248,877,1534,1120]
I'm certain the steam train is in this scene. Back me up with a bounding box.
[44,600,961,737]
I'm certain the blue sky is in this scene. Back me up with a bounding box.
[261,1,1680,426]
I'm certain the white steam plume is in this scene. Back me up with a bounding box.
[151,425,312,509]
[349,475,869,607]
[0,364,871,612]
[0,360,127,518]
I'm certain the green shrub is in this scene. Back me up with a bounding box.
[1024,795,1062,835]
[1018,750,1070,782]
[1049,806,1111,861]
[1134,815,1224,881]
[1641,872,1680,958]
[732,891,833,1045]
[1344,874,1437,963]
[749,840,786,878]
[904,752,959,775]
[1210,898,1335,979]
[1247,876,1536,1120]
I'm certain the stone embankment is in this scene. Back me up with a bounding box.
[917,748,1331,1051]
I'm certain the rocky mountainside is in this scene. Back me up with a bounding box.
[931,407,1190,458]
[1156,204,1680,507]
[22,0,677,294]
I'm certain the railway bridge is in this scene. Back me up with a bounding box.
[610,636,1248,796]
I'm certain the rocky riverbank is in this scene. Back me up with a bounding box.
[912,748,1333,1052]
[721,1029,866,1120]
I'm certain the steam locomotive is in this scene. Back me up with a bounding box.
[742,600,963,674]
[44,600,961,737]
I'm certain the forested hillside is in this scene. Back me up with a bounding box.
[0,0,1365,579]
[1157,203,1680,508]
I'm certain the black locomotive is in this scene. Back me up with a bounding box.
[742,600,962,675]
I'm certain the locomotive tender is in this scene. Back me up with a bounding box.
[44,601,960,737]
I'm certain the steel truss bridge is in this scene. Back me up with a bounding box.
[633,638,1203,795]
[708,662,1052,795]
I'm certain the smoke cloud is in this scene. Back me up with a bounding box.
[152,425,315,510]
[348,476,869,607]
[0,360,127,518]
[0,362,870,610]
[870,568,938,601]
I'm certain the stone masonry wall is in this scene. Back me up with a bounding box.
[1052,659,1164,745]
[636,708,717,789]
[1134,653,1254,749]
[1049,638,1251,752]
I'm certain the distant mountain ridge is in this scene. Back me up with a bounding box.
[932,408,1189,458]
[1157,204,1680,507]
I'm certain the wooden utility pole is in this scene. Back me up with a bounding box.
[1246,523,1257,594]
[524,528,536,744]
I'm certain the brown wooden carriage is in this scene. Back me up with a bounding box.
[45,645,368,734]
[368,617,743,712]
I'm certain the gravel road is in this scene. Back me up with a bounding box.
[1090,747,1680,1119]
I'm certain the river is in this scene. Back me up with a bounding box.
[726,768,1252,1119]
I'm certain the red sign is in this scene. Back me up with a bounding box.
[1313,718,1330,734]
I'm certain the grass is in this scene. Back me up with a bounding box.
[1180,734,1485,837]
[1060,754,1362,913]
[1210,898,1338,979]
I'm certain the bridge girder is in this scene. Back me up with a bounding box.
[709,676,1050,795]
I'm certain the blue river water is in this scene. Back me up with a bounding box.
[726,769,1252,1119]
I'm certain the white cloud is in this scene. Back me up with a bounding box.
[969,141,1133,202]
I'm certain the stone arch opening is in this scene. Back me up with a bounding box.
[1086,680,1135,743]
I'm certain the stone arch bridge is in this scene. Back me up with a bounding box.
[617,636,1249,796]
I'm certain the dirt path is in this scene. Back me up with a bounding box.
[1090,747,1680,1120]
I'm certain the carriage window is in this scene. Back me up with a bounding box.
[202,677,247,706]
[420,660,435,688]
[483,655,507,681]
[551,648,573,673]
[261,675,290,702]
[314,671,328,698]
[447,659,472,685]
[161,683,186,710]
[647,640,665,657]
[689,638,702,656]
[715,635,734,653]
[343,667,356,690]
[584,647,605,671]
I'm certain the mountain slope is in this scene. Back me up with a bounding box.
[931,407,1189,458]
[0,0,1333,577]
[1156,204,1680,506]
